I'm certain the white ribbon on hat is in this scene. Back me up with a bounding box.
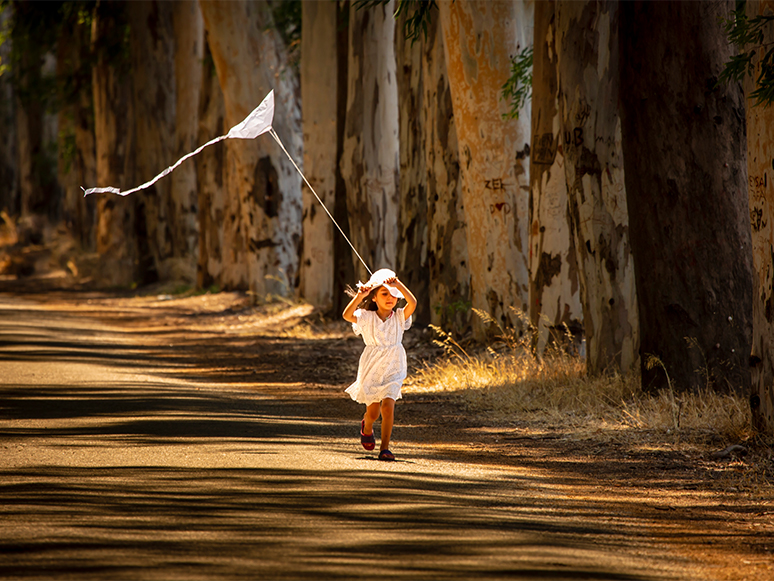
[356,268,404,299]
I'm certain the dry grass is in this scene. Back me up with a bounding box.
[404,308,754,446]
[402,310,774,498]
[0,212,85,280]
[0,210,18,246]
[0,211,18,275]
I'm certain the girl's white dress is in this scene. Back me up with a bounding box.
[345,307,412,405]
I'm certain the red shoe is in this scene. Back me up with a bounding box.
[360,420,375,450]
[378,449,395,461]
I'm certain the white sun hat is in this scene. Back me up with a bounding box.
[356,268,404,299]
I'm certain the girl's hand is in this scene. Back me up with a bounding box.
[387,276,417,319]
[387,277,406,290]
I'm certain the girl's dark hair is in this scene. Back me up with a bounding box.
[346,285,379,311]
[361,288,380,311]
[346,285,401,312]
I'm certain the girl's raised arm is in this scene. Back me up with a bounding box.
[390,278,417,320]
[343,288,370,324]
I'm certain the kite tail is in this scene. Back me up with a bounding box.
[82,134,229,197]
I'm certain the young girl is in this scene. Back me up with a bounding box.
[342,269,417,461]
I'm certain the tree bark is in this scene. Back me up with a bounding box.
[332,2,355,313]
[395,8,430,326]
[0,4,18,215]
[619,0,752,393]
[438,0,533,337]
[92,0,138,287]
[556,0,638,374]
[422,8,470,334]
[168,0,204,284]
[744,0,774,434]
[13,2,59,222]
[529,0,582,354]
[200,0,303,297]
[196,44,226,290]
[300,0,337,311]
[57,12,96,251]
[340,1,400,283]
[128,0,176,284]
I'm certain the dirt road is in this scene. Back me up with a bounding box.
[0,287,770,580]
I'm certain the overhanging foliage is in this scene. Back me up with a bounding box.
[720,0,774,106]
[354,0,438,43]
[501,45,533,120]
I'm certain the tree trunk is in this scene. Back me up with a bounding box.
[438,0,533,337]
[422,9,470,334]
[619,0,752,393]
[198,5,246,290]
[57,13,96,251]
[13,2,59,222]
[555,0,637,374]
[92,0,138,287]
[332,2,355,313]
[744,0,774,434]
[128,0,175,284]
[340,1,400,282]
[395,9,430,326]
[15,84,42,219]
[196,44,226,290]
[300,0,337,311]
[529,0,582,354]
[168,0,204,284]
[0,4,18,215]
[200,0,303,297]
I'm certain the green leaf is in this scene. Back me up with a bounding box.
[501,45,533,120]
[354,0,437,43]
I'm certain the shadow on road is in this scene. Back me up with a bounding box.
[0,290,766,580]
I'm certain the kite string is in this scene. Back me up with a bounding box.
[268,128,372,278]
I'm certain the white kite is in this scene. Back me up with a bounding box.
[82,89,372,275]
[82,90,276,198]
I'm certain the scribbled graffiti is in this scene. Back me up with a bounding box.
[751,195,769,233]
[490,202,512,215]
[750,173,768,194]
[533,132,556,165]
[564,127,584,147]
[749,174,769,233]
[485,178,508,190]
[575,102,591,126]
[751,207,767,232]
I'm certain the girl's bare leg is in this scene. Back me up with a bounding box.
[363,402,380,435]
[379,398,395,451]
